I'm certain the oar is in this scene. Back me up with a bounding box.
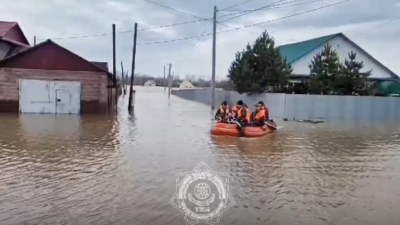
[265,119,277,129]
[228,117,242,128]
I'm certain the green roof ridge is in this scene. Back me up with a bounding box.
[277,33,341,64]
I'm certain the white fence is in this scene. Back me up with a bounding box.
[171,89,400,120]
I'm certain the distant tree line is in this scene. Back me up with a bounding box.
[227,30,373,96]
[117,73,233,89]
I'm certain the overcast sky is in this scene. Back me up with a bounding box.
[0,0,399,80]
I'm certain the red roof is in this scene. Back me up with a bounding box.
[0,39,114,85]
[90,61,109,72]
[0,21,30,47]
[0,21,17,36]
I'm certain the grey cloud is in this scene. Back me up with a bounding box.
[0,0,398,77]
[239,0,399,29]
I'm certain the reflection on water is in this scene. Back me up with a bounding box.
[1,86,400,225]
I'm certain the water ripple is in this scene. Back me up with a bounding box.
[1,87,400,224]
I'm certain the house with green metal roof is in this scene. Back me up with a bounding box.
[277,33,399,83]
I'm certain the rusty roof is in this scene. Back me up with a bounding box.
[0,39,115,86]
[90,61,109,72]
[0,21,17,36]
[0,21,30,47]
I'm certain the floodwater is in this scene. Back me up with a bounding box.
[1,87,400,225]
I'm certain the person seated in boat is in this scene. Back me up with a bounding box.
[257,101,277,127]
[234,100,250,136]
[250,101,266,126]
[215,101,231,122]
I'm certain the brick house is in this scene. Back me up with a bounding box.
[0,21,30,59]
[0,39,116,114]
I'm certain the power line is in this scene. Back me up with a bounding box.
[226,0,350,29]
[142,0,286,40]
[219,0,328,18]
[37,0,348,42]
[219,0,258,11]
[353,16,400,37]
[174,22,213,65]
[36,18,210,41]
[220,0,295,23]
[222,0,300,11]
[216,0,306,19]
[137,0,350,45]
[142,0,207,20]
[138,18,210,31]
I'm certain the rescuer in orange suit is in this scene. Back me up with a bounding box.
[215,101,231,122]
[254,101,277,128]
[234,100,250,136]
[250,101,266,126]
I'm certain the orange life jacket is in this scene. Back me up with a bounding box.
[231,105,237,117]
[261,105,270,120]
[219,106,230,116]
[254,108,266,120]
[237,106,250,122]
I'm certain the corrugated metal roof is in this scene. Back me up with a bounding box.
[0,21,17,36]
[276,32,399,79]
[277,33,339,64]
[0,39,114,84]
[377,81,400,95]
[90,61,109,71]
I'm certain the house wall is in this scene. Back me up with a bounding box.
[0,41,12,59]
[171,88,400,121]
[180,80,194,88]
[290,35,392,79]
[0,68,111,114]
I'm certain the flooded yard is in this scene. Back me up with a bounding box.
[1,87,400,225]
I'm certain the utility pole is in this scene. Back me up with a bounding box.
[33,36,36,46]
[128,23,138,113]
[168,63,172,84]
[168,71,174,99]
[164,65,166,91]
[112,24,117,113]
[120,61,125,95]
[168,64,172,98]
[211,6,217,109]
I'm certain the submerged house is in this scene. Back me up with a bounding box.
[0,39,116,114]
[0,20,116,114]
[277,33,399,83]
[179,80,194,88]
[144,80,157,86]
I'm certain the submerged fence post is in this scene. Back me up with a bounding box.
[112,24,118,113]
[168,72,173,99]
[130,90,136,110]
[128,23,138,113]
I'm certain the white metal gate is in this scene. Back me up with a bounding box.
[19,79,81,114]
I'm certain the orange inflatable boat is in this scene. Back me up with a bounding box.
[210,122,276,138]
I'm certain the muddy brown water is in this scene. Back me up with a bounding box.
[1,87,400,225]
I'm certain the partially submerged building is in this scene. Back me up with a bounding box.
[0,39,116,114]
[277,33,399,83]
[179,80,194,88]
[144,80,157,86]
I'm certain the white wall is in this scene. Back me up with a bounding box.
[172,89,400,121]
[291,35,392,79]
